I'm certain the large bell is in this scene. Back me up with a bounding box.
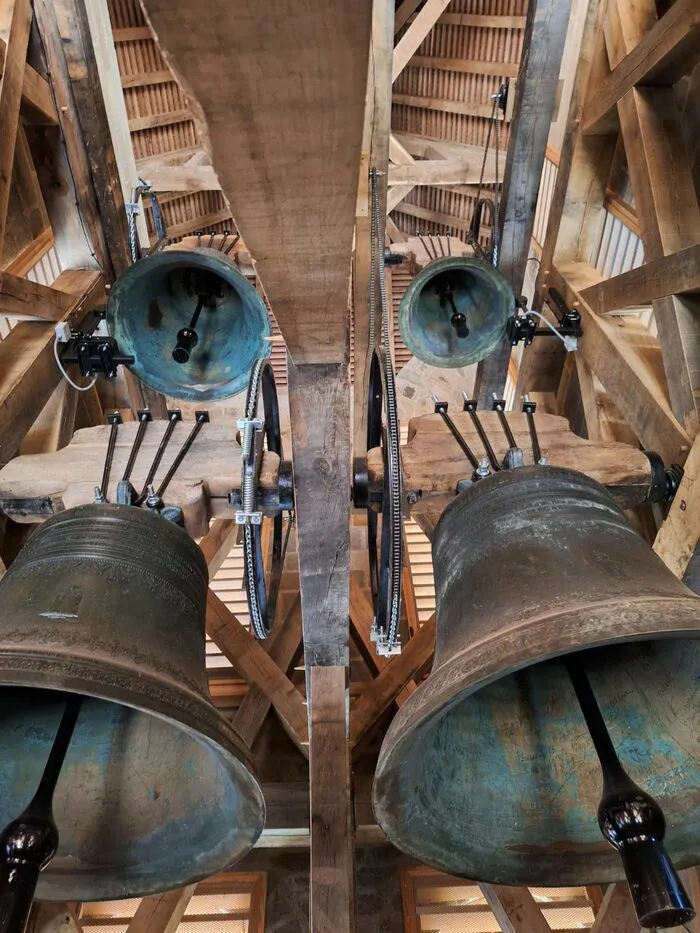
[0,505,265,901]
[374,467,700,886]
[107,245,271,401]
[398,256,514,368]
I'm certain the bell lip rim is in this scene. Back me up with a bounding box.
[373,598,700,883]
[106,248,272,402]
[398,255,515,368]
[2,660,266,901]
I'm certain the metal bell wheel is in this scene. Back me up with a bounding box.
[0,504,265,901]
[398,255,515,368]
[107,247,271,402]
[373,466,700,887]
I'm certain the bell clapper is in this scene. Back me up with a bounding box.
[0,696,82,933]
[438,279,470,340]
[567,662,695,930]
[172,270,228,365]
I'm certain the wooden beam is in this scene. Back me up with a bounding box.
[126,885,197,933]
[112,26,152,42]
[350,614,435,747]
[583,0,700,135]
[308,666,354,933]
[148,208,232,245]
[481,885,552,933]
[0,37,57,123]
[353,0,393,456]
[388,161,480,187]
[128,108,191,132]
[394,0,422,35]
[232,595,303,749]
[589,883,638,933]
[653,431,700,579]
[436,12,526,29]
[0,0,32,255]
[554,261,692,465]
[392,93,498,119]
[0,269,104,469]
[120,69,174,88]
[474,0,573,406]
[580,243,700,314]
[140,0,373,364]
[0,272,76,321]
[394,132,491,164]
[288,362,351,668]
[407,55,520,78]
[140,163,220,192]
[206,590,309,754]
[392,0,451,82]
[197,518,238,576]
[391,200,479,233]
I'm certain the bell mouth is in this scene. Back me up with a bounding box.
[398,256,514,368]
[373,617,700,886]
[0,684,265,902]
[106,249,271,402]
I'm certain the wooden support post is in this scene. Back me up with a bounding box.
[0,36,57,124]
[480,885,552,933]
[589,883,639,933]
[354,0,393,457]
[309,666,354,933]
[125,885,197,933]
[0,272,75,321]
[474,0,573,405]
[392,0,452,83]
[0,0,32,255]
[288,360,353,931]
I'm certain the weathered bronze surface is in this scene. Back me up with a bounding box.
[0,505,265,901]
[107,247,271,401]
[373,467,700,885]
[398,256,514,368]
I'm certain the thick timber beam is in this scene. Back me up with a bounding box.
[474,0,573,405]
[140,0,373,364]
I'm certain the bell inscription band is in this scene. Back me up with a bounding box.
[0,505,264,913]
[374,467,699,926]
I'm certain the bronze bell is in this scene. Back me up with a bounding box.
[107,244,271,401]
[374,467,700,889]
[0,504,265,902]
[398,256,514,368]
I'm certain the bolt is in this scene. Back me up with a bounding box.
[146,484,160,509]
[94,486,105,504]
[476,458,490,479]
[406,491,418,506]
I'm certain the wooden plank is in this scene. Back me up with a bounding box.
[120,69,174,89]
[128,108,192,132]
[392,0,451,82]
[0,37,57,123]
[388,160,480,187]
[140,0,372,364]
[350,614,436,747]
[392,200,482,233]
[149,208,232,244]
[309,666,354,933]
[197,518,238,576]
[206,590,309,754]
[394,0,422,35]
[140,163,220,192]
[653,431,700,579]
[392,93,497,119]
[474,0,572,406]
[583,0,700,135]
[288,361,351,668]
[34,0,114,277]
[0,269,103,469]
[580,243,700,314]
[0,272,76,321]
[112,26,152,42]
[353,0,393,456]
[126,885,197,933]
[604,0,700,434]
[407,55,520,78]
[436,12,526,29]
[232,595,303,749]
[0,0,32,255]
[481,886,552,933]
[589,883,638,933]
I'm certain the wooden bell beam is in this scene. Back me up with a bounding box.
[480,886,553,933]
[588,884,639,933]
[288,360,353,933]
[473,0,573,405]
[125,885,197,933]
